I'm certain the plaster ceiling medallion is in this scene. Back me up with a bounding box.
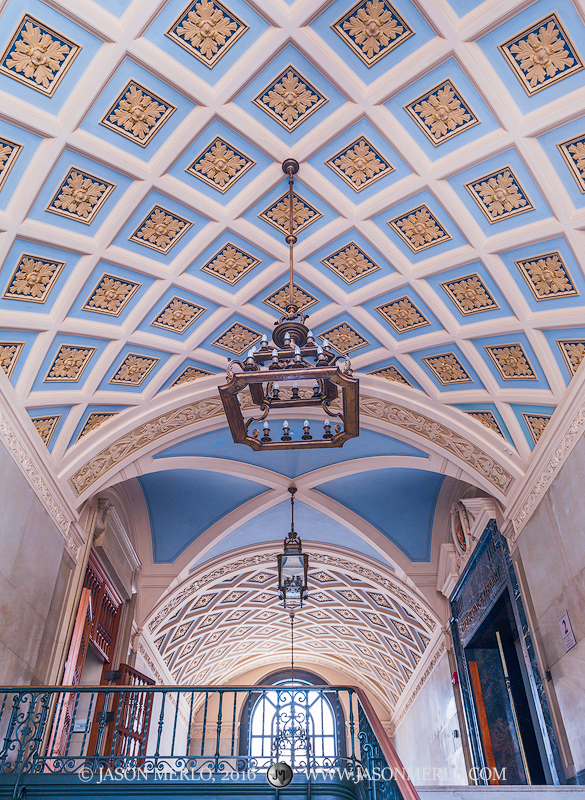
[464,411,504,437]
[109,353,159,386]
[498,13,584,96]
[387,204,451,253]
[128,205,193,254]
[31,414,60,447]
[320,242,381,284]
[170,366,213,387]
[186,136,254,192]
[332,0,414,67]
[212,322,262,355]
[82,274,141,316]
[319,322,369,354]
[0,343,24,379]
[422,353,473,385]
[150,297,206,334]
[46,168,115,223]
[326,136,394,191]
[0,138,23,191]
[100,80,176,146]
[263,282,318,315]
[557,133,585,192]
[259,190,322,235]
[484,343,537,380]
[368,365,411,386]
[77,412,118,441]
[0,14,81,96]
[44,345,95,383]
[253,66,328,131]
[165,0,249,68]
[375,296,430,333]
[200,243,259,284]
[440,274,499,316]
[3,254,65,304]
[522,413,551,444]
[515,252,578,300]
[557,340,585,377]
[465,166,534,223]
[404,79,480,146]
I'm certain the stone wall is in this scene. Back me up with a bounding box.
[515,433,585,783]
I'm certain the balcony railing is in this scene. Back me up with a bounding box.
[0,685,419,800]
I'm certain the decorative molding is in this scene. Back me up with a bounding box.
[332,0,413,67]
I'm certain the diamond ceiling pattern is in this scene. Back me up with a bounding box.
[1,0,585,467]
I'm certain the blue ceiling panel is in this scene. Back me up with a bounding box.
[26,404,72,452]
[96,343,172,393]
[159,359,220,392]
[183,230,275,292]
[305,230,396,291]
[452,402,515,446]
[154,422,428,478]
[135,285,221,342]
[541,326,585,386]
[67,404,128,448]
[362,286,445,340]
[315,468,445,562]
[471,331,550,390]
[424,261,516,323]
[0,121,42,211]
[32,334,109,392]
[409,342,485,392]
[361,357,424,391]
[538,118,585,209]
[511,403,557,450]
[138,469,268,562]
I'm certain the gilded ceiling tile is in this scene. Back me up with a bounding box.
[356,644,373,657]
[109,353,159,386]
[0,342,24,379]
[201,243,259,284]
[82,273,142,316]
[364,611,385,626]
[522,413,551,443]
[326,136,394,191]
[354,658,368,669]
[129,205,193,254]
[368,365,411,385]
[440,273,499,315]
[557,339,585,377]
[31,415,60,447]
[515,251,578,300]
[404,79,479,146]
[3,254,65,303]
[212,322,262,355]
[186,136,254,192]
[464,410,504,437]
[376,296,430,333]
[465,166,534,223]
[170,366,213,387]
[387,204,451,253]
[45,345,95,382]
[558,133,585,193]
[100,80,176,146]
[332,0,413,67]
[368,593,394,609]
[380,653,396,670]
[0,137,23,191]
[253,65,328,131]
[199,613,221,628]
[312,571,335,583]
[224,591,247,602]
[359,628,379,643]
[498,13,584,96]
[46,168,115,224]
[0,14,81,96]
[226,610,246,621]
[319,322,369,354]
[77,412,117,441]
[321,242,380,284]
[485,343,537,380]
[253,592,272,602]
[166,0,248,67]
[259,190,322,235]
[337,609,359,620]
[263,282,318,314]
[422,353,473,385]
[151,296,206,334]
[338,590,360,601]
[248,572,272,583]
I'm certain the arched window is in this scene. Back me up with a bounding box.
[247,676,337,770]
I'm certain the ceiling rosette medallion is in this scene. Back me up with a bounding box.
[326,136,394,191]
[465,167,534,223]
[0,137,23,191]
[3,254,65,304]
[376,296,430,333]
[129,205,193,254]
[404,79,480,146]
[422,353,472,385]
[440,273,499,315]
[212,322,262,355]
[186,137,254,192]
[0,343,24,379]
[170,366,213,388]
[166,0,248,67]
[464,411,504,437]
[45,345,95,382]
[387,204,451,253]
[498,13,584,96]
[259,191,322,235]
[318,322,368,355]
[332,0,413,67]
[0,14,81,96]
[100,80,176,146]
[321,242,380,284]
[522,413,551,444]
[77,412,118,441]
[46,168,115,224]
[485,343,537,380]
[515,252,578,300]
[557,340,585,377]
[200,244,259,284]
[368,365,411,386]
[151,297,206,334]
[31,415,60,447]
[82,274,141,317]
[557,133,585,193]
[263,282,318,315]
[109,354,160,386]
[253,65,328,131]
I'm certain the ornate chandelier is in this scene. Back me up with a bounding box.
[219,159,359,451]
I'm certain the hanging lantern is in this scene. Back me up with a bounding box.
[219,159,359,451]
[277,488,308,610]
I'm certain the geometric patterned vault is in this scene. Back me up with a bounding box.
[2,0,585,474]
[146,545,441,716]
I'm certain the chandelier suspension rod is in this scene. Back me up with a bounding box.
[289,486,296,533]
[285,162,297,308]
[290,612,295,685]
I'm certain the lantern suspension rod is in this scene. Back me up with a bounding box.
[290,612,295,685]
[289,486,296,533]
[282,160,299,309]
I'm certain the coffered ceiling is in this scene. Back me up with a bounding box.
[1,0,585,481]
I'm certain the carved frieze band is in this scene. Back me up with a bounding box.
[389,640,446,735]
[70,395,513,496]
[0,411,80,558]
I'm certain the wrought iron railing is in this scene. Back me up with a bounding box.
[0,685,419,800]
